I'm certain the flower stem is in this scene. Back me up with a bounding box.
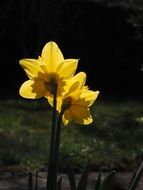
[52,111,63,188]
[46,92,57,190]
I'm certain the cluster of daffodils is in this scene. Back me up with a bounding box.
[19,41,99,125]
[19,43,143,190]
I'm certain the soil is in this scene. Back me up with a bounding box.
[0,172,143,190]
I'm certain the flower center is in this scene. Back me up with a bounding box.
[62,96,72,112]
[44,76,58,95]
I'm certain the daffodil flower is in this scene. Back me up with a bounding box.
[48,72,99,125]
[19,41,78,99]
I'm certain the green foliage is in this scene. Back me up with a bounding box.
[67,165,76,190]
[28,172,33,190]
[27,161,143,190]
[95,172,101,190]
[0,99,51,172]
[95,161,143,190]
[127,161,143,190]
[76,165,89,190]
[98,171,116,190]
[0,99,143,174]
[57,177,62,190]
[66,161,143,190]
[65,164,89,190]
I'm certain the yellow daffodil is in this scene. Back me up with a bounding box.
[48,72,99,125]
[19,41,78,99]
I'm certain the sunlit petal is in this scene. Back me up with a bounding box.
[66,81,80,96]
[41,41,64,72]
[19,59,42,79]
[58,59,78,78]
[65,72,86,96]
[71,72,86,90]
[62,109,72,125]
[19,80,47,99]
[79,90,100,107]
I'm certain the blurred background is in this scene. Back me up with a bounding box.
[0,0,143,176]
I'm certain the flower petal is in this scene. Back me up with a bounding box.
[57,59,78,78]
[72,72,86,90]
[65,72,86,96]
[62,109,72,126]
[19,59,42,79]
[66,81,80,96]
[79,90,100,107]
[41,41,64,72]
[19,80,47,99]
[70,106,93,125]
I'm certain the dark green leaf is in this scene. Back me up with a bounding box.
[35,171,38,190]
[95,171,102,190]
[128,171,137,189]
[128,161,143,190]
[99,171,116,190]
[67,165,76,190]
[28,172,33,190]
[76,165,89,190]
[57,177,62,190]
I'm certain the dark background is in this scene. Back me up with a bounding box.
[0,0,143,99]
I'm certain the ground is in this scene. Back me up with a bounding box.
[0,172,143,190]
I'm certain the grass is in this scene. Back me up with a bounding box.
[0,98,143,176]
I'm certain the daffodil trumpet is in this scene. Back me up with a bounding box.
[48,72,100,126]
[19,42,78,100]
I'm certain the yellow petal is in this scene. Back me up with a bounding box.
[19,80,47,99]
[65,72,86,96]
[57,59,78,78]
[62,109,72,126]
[41,41,64,72]
[19,59,42,79]
[70,106,93,125]
[79,90,100,107]
[66,81,80,96]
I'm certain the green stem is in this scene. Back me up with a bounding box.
[46,92,57,190]
[28,172,33,190]
[52,111,63,189]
